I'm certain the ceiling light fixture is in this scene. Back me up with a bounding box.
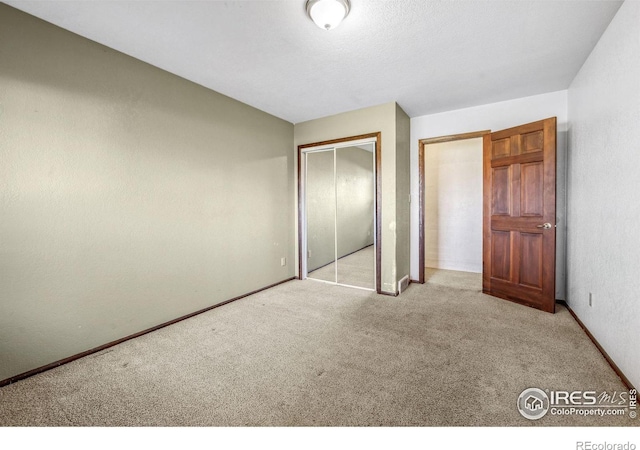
[306,0,350,31]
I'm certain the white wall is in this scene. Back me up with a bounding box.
[567,0,640,389]
[410,90,568,300]
[424,138,483,273]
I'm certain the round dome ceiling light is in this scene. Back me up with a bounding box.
[306,0,351,31]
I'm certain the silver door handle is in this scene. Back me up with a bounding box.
[537,223,552,229]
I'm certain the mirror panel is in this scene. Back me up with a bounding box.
[306,150,336,283]
[336,144,375,289]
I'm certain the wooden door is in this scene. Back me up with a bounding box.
[482,118,556,313]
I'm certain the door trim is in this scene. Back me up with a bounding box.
[417,130,490,283]
[297,132,382,293]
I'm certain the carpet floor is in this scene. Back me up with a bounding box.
[0,269,636,426]
[308,245,375,289]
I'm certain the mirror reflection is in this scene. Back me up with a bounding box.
[305,142,375,290]
[336,144,375,288]
[306,150,336,283]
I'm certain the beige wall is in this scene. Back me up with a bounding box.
[337,146,375,258]
[0,5,294,381]
[294,102,410,294]
[394,104,411,283]
[306,150,336,271]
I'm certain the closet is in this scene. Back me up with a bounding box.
[300,138,376,290]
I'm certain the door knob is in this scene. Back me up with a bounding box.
[536,223,552,229]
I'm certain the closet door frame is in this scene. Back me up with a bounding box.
[298,132,382,293]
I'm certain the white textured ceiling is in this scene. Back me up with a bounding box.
[5,0,623,123]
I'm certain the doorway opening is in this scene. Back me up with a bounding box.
[418,119,557,313]
[418,130,489,287]
[298,133,382,292]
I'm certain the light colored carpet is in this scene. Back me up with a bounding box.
[308,246,374,289]
[0,269,636,426]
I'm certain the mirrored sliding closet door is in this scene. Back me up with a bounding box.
[303,139,376,290]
